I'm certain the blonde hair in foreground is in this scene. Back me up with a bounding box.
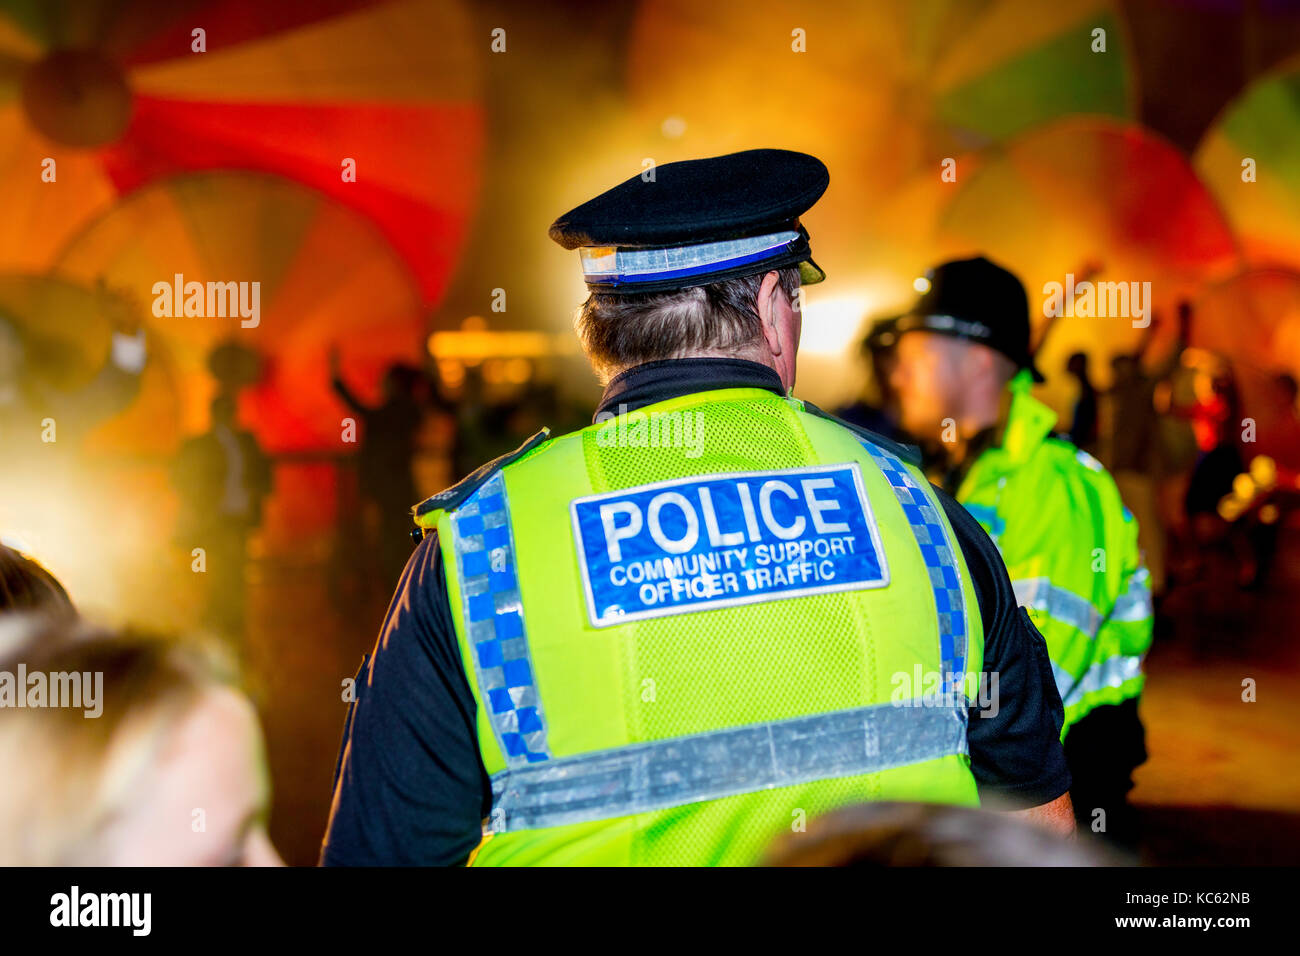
[0,616,252,865]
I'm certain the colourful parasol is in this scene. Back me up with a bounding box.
[54,170,425,454]
[625,0,1138,310]
[0,0,483,303]
[1194,54,1300,272]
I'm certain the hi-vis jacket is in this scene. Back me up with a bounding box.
[413,387,986,866]
[956,372,1154,734]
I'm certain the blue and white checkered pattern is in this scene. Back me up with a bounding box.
[858,441,968,693]
[452,472,551,766]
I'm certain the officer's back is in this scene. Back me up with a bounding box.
[321,151,1072,866]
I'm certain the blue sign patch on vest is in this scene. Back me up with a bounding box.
[571,463,890,627]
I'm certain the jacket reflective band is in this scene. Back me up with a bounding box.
[1053,654,1143,708]
[857,439,968,693]
[1111,567,1153,622]
[487,701,967,833]
[580,230,800,285]
[1013,577,1103,639]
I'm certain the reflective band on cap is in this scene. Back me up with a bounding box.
[488,701,967,833]
[900,313,993,340]
[581,230,800,285]
[1014,577,1103,639]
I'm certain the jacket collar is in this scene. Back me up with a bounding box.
[997,370,1059,466]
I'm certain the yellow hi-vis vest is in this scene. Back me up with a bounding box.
[956,372,1154,734]
[414,388,986,865]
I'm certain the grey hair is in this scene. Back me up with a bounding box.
[575,267,800,382]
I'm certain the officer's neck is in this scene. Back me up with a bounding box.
[595,355,786,421]
[947,384,1013,468]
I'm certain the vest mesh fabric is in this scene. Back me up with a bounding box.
[451,391,982,865]
[582,396,883,863]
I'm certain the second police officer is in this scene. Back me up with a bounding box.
[889,256,1154,850]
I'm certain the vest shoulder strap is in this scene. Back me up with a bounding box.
[796,399,923,468]
[413,428,550,528]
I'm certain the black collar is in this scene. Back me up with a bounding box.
[594,357,785,422]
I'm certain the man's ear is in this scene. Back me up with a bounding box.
[756,270,785,357]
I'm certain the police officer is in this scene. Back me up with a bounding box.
[321,151,1072,866]
[889,255,1153,850]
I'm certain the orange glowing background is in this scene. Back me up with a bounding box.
[4,0,1300,619]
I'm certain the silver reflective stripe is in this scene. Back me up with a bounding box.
[579,230,798,281]
[1014,577,1103,639]
[1111,567,1153,623]
[488,701,968,833]
[1053,655,1143,708]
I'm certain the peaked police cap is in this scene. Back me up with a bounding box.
[549,148,829,294]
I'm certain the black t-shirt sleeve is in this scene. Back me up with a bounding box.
[319,533,491,866]
[935,486,1072,807]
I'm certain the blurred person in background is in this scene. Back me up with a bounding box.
[1176,353,1244,537]
[330,349,436,590]
[171,391,271,644]
[0,542,74,618]
[1065,351,1099,455]
[1162,351,1261,589]
[890,256,1152,852]
[0,617,281,865]
[834,315,906,443]
[1280,371,1300,418]
[1104,304,1190,599]
[765,801,1116,867]
[450,363,518,480]
[1230,373,1300,590]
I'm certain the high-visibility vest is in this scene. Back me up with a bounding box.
[956,372,1154,735]
[414,387,986,866]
